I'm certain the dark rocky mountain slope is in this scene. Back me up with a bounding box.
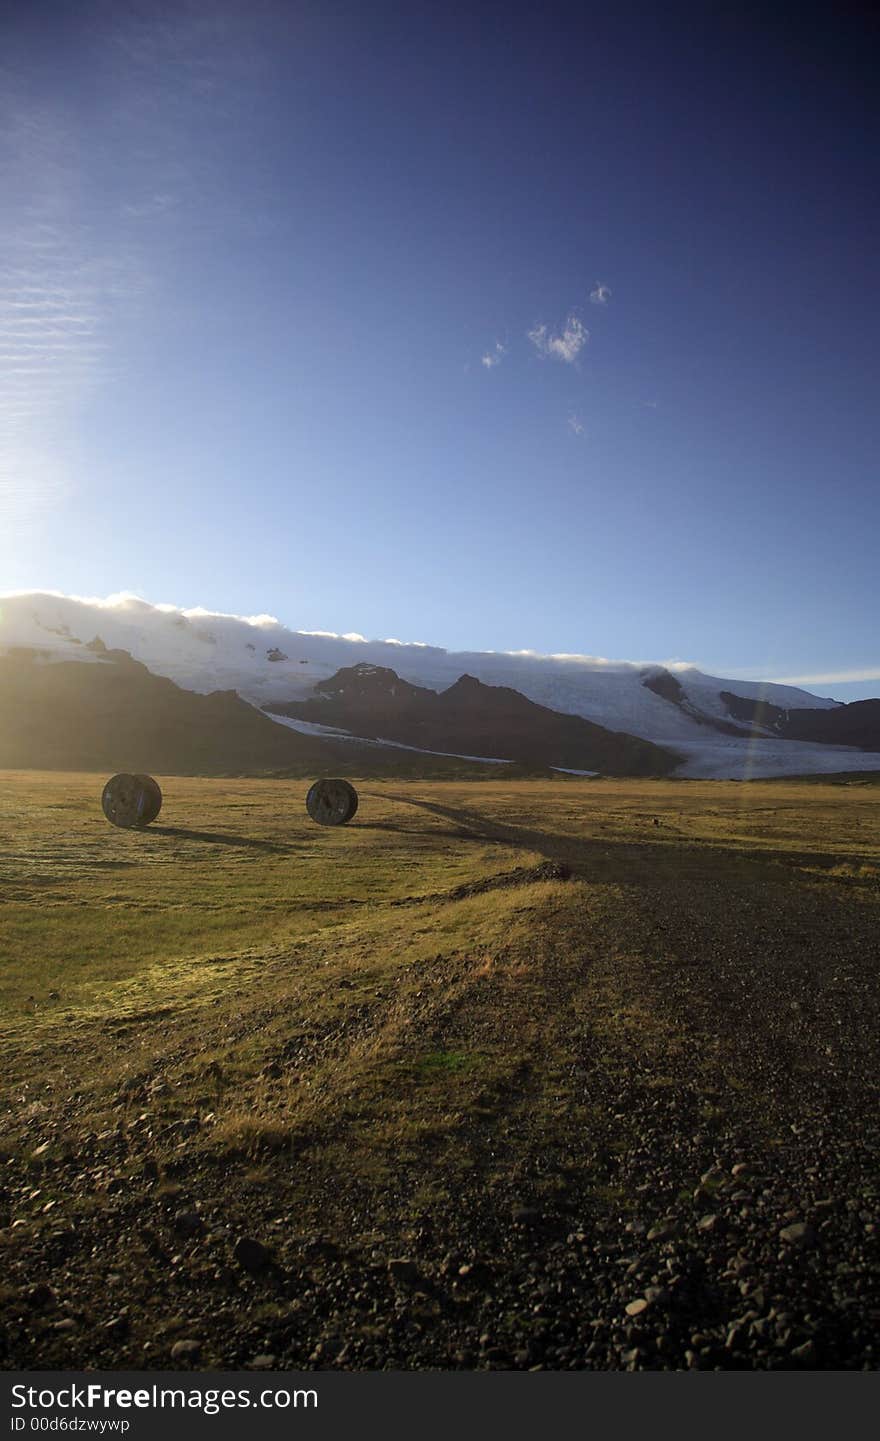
[720,691,880,750]
[265,663,681,776]
[0,649,502,777]
[0,648,341,775]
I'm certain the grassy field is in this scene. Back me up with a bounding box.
[1,771,878,1371]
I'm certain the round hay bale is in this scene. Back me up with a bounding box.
[133,774,163,825]
[306,778,358,827]
[101,773,163,829]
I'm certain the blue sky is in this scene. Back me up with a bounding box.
[1,1,877,698]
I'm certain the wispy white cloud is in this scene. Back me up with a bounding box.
[481,341,506,369]
[590,281,612,305]
[299,628,368,643]
[528,315,588,364]
[568,414,585,436]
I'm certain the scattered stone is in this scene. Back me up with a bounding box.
[170,1339,201,1361]
[233,1236,271,1274]
[247,1354,277,1369]
[511,1206,541,1227]
[388,1258,421,1286]
[625,1298,649,1317]
[779,1222,817,1248]
[791,1340,816,1363]
[27,1283,56,1308]
[302,1238,340,1261]
[173,1209,203,1237]
[647,1220,678,1243]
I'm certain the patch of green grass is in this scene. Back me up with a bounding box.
[0,772,536,1023]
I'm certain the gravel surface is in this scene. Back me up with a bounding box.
[2,792,878,1372]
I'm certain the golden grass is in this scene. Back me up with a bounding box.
[2,769,878,1201]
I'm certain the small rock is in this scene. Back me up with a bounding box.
[302,1238,339,1261]
[696,1214,722,1234]
[247,1354,277,1369]
[512,1206,541,1227]
[170,1339,201,1361]
[173,1209,203,1237]
[779,1222,817,1248]
[234,1236,271,1274]
[388,1258,421,1286]
[625,1298,649,1317]
[791,1339,816,1363]
[27,1283,56,1308]
[647,1220,678,1243]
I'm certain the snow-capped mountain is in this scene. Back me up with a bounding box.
[265,664,679,777]
[2,590,878,779]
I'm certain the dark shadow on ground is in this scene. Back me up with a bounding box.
[354,820,489,842]
[145,826,292,853]
[369,792,862,887]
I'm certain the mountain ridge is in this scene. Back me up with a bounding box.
[265,663,681,777]
[2,591,879,779]
[0,648,540,778]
